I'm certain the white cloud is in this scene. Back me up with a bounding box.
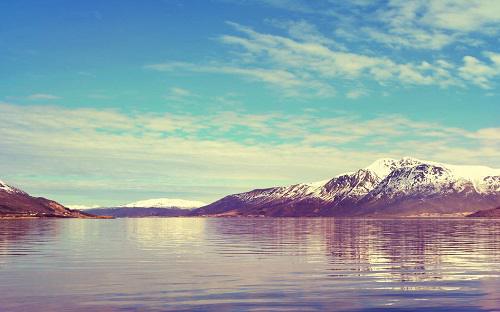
[169,87,191,97]
[346,89,368,99]
[266,19,347,50]
[473,128,500,141]
[254,0,500,50]
[148,23,472,96]
[146,61,335,98]
[221,23,463,87]
[88,93,113,100]
[362,26,455,50]
[164,87,197,102]
[458,53,500,88]
[228,0,318,14]
[26,93,61,100]
[421,0,500,32]
[363,0,500,50]
[239,0,500,51]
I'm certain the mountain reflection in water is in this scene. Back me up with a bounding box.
[0,218,499,311]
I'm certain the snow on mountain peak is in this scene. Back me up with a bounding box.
[0,180,12,192]
[298,157,499,199]
[364,157,419,179]
[0,179,23,194]
[199,157,500,217]
[66,204,101,210]
[365,157,500,192]
[120,198,206,209]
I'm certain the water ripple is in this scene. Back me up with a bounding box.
[0,218,499,311]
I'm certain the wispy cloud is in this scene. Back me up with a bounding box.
[363,0,458,50]
[237,0,500,50]
[228,0,319,14]
[458,52,500,89]
[87,93,113,100]
[265,19,347,50]
[145,60,335,98]
[360,0,500,50]
[169,87,191,97]
[419,0,500,32]
[346,89,368,99]
[164,87,197,102]
[26,93,61,100]
[148,22,492,95]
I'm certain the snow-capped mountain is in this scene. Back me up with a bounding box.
[193,157,500,217]
[120,198,206,209]
[0,179,96,218]
[66,204,101,210]
[83,198,206,218]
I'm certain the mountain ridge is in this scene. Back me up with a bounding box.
[0,180,102,218]
[192,157,500,217]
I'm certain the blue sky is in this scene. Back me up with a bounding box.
[1,0,499,207]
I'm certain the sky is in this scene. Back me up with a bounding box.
[1,0,499,207]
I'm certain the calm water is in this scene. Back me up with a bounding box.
[0,218,499,312]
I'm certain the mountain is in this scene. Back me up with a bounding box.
[84,197,206,218]
[85,207,193,218]
[0,179,99,218]
[192,157,500,217]
[468,206,500,218]
[120,198,206,209]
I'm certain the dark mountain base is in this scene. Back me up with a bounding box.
[468,207,500,218]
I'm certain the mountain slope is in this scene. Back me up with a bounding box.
[192,157,500,217]
[0,179,98,218]
[354,163,498,216]
[468,206,500,218]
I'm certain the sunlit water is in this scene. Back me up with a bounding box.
[0,218,499,311]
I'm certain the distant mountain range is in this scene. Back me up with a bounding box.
[0,180,98,218]
[2,157,499,218]
[84,198,206,218]
[192,157,500,217]
[84,207,193,218]
[119,198,206,209]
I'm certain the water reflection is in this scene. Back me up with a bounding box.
[0,219,59,258]
[203,218,500,311]
[0,218,499,311]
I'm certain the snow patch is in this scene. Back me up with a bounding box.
[0,179,24,194]
[365,157,500,191]
[234,157,500,205]
[67,204,101,210]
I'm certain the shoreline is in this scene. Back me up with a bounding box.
[0,215,113,220]
[2,214,498,220]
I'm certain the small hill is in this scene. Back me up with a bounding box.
[468,207,500,218]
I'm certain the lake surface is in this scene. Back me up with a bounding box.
[0,218,499,312]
